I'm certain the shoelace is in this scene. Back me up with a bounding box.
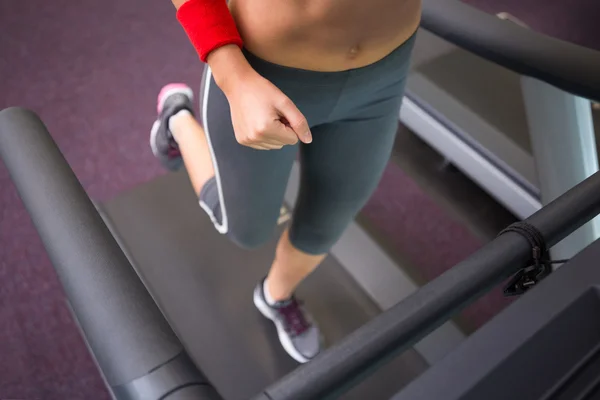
[166,135,181,158]
[167,146,181,158]
[276,298,310,337]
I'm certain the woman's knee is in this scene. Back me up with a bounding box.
[199,180,276,248]
[226,225,274,250]
[288,222,345,256]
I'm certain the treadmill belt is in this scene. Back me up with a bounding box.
[99,171,428,400]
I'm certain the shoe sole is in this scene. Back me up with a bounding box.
[253,286,311,364]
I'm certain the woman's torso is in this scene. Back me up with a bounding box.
[228,0,422,72]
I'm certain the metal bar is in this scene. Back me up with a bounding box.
[0,107,222,400]
[255,168,600,400]
[522,77,600,261]
[421,0,600,102]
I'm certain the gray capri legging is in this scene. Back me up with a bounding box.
[198,33,416,255]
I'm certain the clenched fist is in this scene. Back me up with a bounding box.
[225,70,313,150]
[208,44,312,150]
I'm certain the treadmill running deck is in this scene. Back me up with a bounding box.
[99,170,428,400]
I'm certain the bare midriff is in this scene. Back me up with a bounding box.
[228,0,422,72]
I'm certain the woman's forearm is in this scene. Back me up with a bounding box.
[206,44,254,95]
[174,0,252,94]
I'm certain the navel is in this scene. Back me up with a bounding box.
[348,45,360,59]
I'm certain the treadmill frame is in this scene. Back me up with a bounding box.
[4,1,600,398]
[403,78,599,260]
[3,105,600,399]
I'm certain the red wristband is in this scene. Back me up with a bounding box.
[176,0,244,63]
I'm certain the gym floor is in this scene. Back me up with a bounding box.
[1,1,598,399]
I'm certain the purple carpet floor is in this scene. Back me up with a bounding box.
[0,0,598,399]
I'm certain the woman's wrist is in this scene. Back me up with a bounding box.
[207,44,255,95]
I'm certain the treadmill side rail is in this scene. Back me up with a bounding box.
[392,239,600,400]
[0,108,223,400]
[112,352,220,400]
[254,169,600,399]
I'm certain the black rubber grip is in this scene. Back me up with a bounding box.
[421,0,600,102]
[255,169,600,399]
[0,107,219,400]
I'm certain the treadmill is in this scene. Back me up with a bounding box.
[404,1,600,260]
[2,1,600,399]
[3,109,600,400]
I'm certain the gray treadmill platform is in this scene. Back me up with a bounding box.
[99,171,428,400]
[393,238,600,400]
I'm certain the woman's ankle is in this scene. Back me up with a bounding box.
[265,276,293,302]
[169,109,194,142]
[265,230,327,302]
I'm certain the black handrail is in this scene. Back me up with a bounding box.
[254,171,600,399]
[0,107,222,400]
[421,0,600,102]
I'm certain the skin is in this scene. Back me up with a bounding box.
[171,0,422,301]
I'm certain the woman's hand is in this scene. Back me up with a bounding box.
[226,71,312,150]
[208,45,312,150]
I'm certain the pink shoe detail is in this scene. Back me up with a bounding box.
[157,83,193,114]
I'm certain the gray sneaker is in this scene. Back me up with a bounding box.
[149,83,194,171]
[253,279,321,363]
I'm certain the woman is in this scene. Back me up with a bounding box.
[150,0,421,363]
